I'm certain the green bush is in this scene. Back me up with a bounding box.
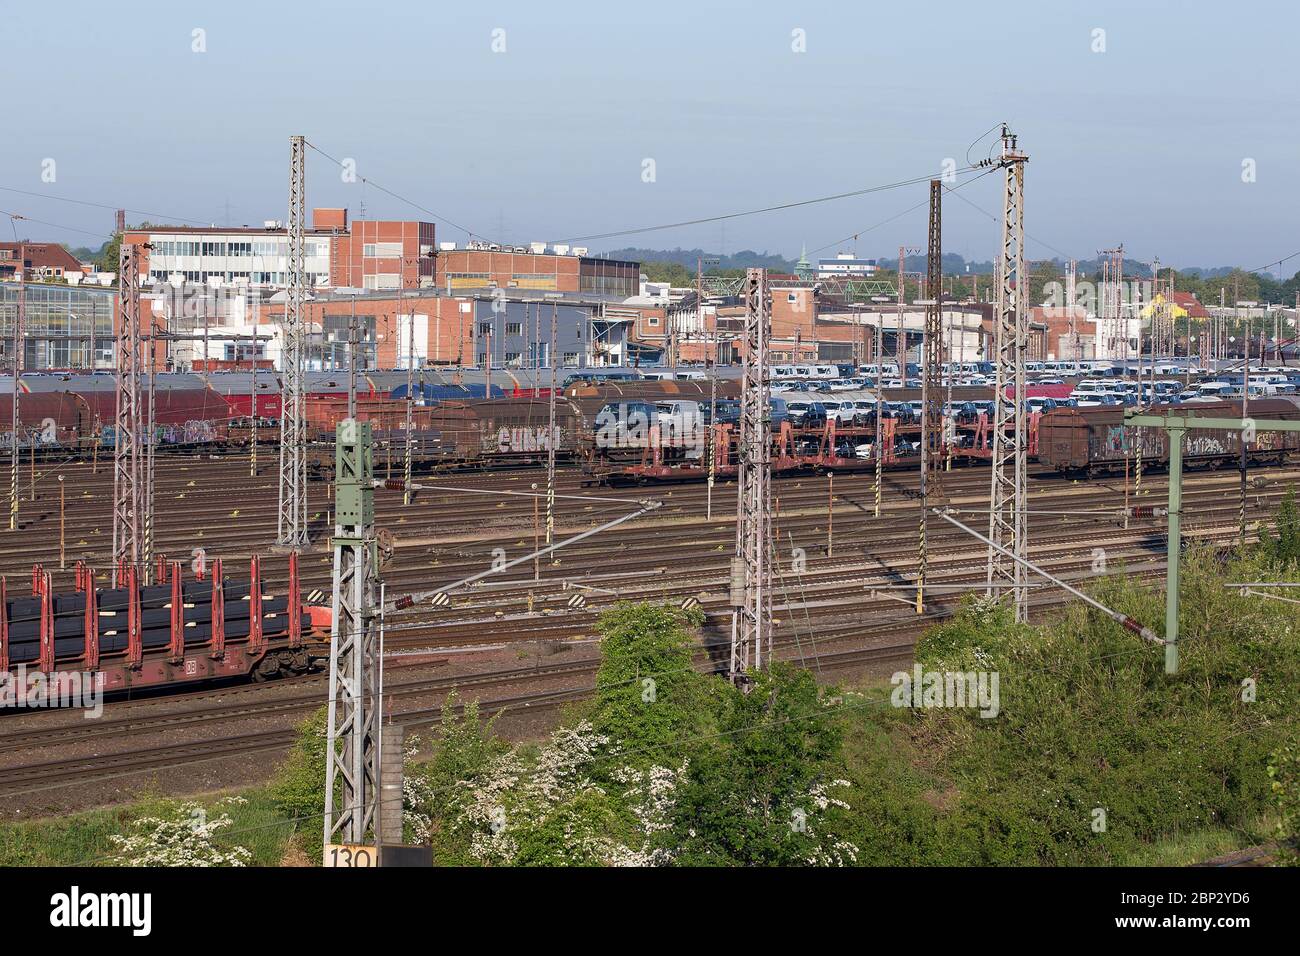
[1259,486,1300,565]
[268,706,329,859]
[588,602,714,763]
[1268,743,1300,865]
[834,547,1300,865]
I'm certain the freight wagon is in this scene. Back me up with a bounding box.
[86,385,232,448]
[0,392,93,451]
[1,555,323,697]
[427,398,580,464]
[1037,399,1300,476]
[423,383,748,465]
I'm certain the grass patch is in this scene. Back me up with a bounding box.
[0,788,295,867]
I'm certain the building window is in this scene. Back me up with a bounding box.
[478,322,493,336]
[504,352,522,366]
[647,316,659,327]
[505,322,523,336]
[446,273,491,289]
[562,352,580,365]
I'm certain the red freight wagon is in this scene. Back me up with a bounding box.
[303,395,436,439]
[79,385,232,443]
[0,392,92,450]
[1037,399,1300,475]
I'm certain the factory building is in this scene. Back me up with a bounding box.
[0,281,117,370]
[125,209,435,292]
[434,241,639,298]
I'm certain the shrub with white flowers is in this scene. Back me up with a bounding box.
[108,798,251,867]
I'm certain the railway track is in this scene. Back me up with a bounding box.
[0,449,1293,804]
[0,640,918,797]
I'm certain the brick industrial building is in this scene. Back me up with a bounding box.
[435,242,639,297]
[126,208,437,291]
[0,242,86,282]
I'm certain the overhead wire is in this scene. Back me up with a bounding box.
[548,165,988,246]
[0,185,212,228]
[805,164,1000,260]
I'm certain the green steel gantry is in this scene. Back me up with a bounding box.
[1124,409,1300,674]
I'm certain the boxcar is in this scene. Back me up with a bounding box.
[0,392,92,451]
[1038,399,1300,475]
[427,398,582,463]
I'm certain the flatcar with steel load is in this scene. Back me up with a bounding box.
[0,554,328,697]
[1037,399,1300,476]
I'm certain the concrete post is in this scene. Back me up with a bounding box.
[1164,425,1184,674]
[379,723,405,846]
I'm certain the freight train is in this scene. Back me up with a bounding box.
[0,368,749,462]
[1,368,527,455]
[1037,399,1300,475]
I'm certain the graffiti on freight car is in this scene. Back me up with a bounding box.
[181,419,218,443]
[496,425,562,453]
[0,428,64,449]
[98,420,220,447]
[149,420,218,445]
[1185,436,1228,457]
[1094,426,1164,461]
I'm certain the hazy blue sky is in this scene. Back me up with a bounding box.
[2,0,1296,271]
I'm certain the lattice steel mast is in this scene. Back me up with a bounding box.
[918,179,943,611]
[546,303,558,544]
[985,125,1029,621]
[323,419,382,845]
[729,268,772,684]
[112,242,143,586]
[144,324,157,583]
[403,283,415,506]
[10,242,24,533]
[278,134,309,547]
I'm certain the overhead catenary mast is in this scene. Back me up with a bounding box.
[1066,259,1079,372]
[896,246,906,377]
[250,291,260,477]
[10,242,24,533]
[729,268,772,685]
[403,278,415,506]
[112,241,143,585]
[986,125,1029,621]
[918,179,944,612]
[546,302,558,544]
[143,311,157,583]
[277,134,309,547]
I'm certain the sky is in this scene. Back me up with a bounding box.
[2,0,1297,273]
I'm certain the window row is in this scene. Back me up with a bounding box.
[151,239,328,259]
